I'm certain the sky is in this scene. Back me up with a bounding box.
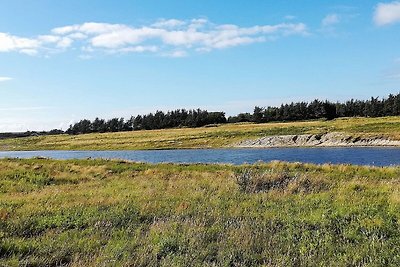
[0,0,400,132]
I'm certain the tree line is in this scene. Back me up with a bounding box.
[0,129,64,139]
[67,93,400,134]
[66,109,226,134]
[5,92,398,137]
[228,93,400,123]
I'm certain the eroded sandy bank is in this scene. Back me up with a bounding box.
[235,132,400,148]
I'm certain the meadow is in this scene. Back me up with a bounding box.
[1,116,400,151]
[0,158,399,266]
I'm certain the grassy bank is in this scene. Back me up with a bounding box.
[0,158,399,266]
[1,116,400,150]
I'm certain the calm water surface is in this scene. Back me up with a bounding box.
[1,147,400,166]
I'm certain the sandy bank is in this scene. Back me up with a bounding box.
[235,132,400,148]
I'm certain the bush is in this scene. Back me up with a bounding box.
[235,169,297,193]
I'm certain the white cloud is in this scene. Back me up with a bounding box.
[0,76,12,82]
[38,35,61,43]
[52,22,129,35]
[152,19,186,28]
[0,33,39,53]
[0,18,309,57]
[67,32,87,39]
[189,18,208,29]
[51,25,78,35]
[116,45,158,53]
[322,14,340,27]
[374,1,400,26]
[19,49,38,56]
[90,27,164,48]
[56,37,73,48]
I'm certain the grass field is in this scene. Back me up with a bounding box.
[1,116,400,151]
[0,158,399,266]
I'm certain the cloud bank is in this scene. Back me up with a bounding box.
[0,18,308,57]
[374,1,400,26]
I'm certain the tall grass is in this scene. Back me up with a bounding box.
[0,158,399,266]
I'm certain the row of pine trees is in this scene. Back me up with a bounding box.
[229,94,400,123]
[66,93,400,135]
[66,109,226,134]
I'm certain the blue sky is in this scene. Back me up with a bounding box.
[0,0,400,131]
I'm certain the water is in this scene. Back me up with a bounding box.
[1,147,400,166]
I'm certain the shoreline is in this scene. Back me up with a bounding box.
[2,144,400,152]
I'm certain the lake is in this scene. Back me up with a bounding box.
[1,147,400,166]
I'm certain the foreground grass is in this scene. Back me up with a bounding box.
[0,158,399,266]
[1,116,400,150]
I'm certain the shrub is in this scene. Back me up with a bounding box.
[235,169,298,193]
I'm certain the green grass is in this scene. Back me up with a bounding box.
[1,116,400,150]
[0,158,399,266]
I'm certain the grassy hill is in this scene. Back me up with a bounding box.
[1,116,400,151]
[0,158,399,266]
